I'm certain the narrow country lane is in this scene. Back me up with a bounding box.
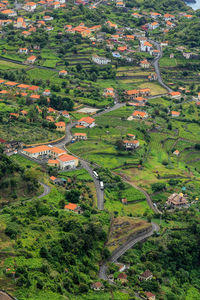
[150,40,172,93]
[99,222,159,280]
[38,182,51,199]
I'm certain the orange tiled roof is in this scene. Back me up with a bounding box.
[79,117,95,124]
[64,203,78,210]
[58,154,78,162]
[24,145,51,154]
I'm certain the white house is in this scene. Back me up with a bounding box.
[78,117,95,128]
[149,22,159,30]
[24,2,37,12]
[92,55,111,65]
[57,154,79,170]
[140,41,153,53]
[73,133,87,141]
[19,48,28,54]
[22,145,51,158]
[123,140,139,149]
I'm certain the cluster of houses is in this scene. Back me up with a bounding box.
[92,266,155,299]
[22,145,79,169]
[124,88,150,106]
[0,78,51,102]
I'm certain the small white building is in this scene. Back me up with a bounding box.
[123,140,140,149]
[57,154,79,170]
[140,41,153,53]
[92,55,111,65]
[73,133,87,141]
[24,2,37,12]
[78,117,95,128]
[19,48,28,54]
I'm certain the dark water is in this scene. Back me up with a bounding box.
[186,0,200,10]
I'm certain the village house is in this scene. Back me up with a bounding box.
[61,111,69,118]
[116,1,125,8]
[173,149,180,156]
[150,12,161,19]
[133,97,147,105]
[160,41,168,47]
[171,111,180,117]
[139,270,153,281]
[167,193,188,208]
[43,89,51,96]
[103,87,115,98]
[55,121,66,132]
[164,13,175,21]
[64,203,82,214]
[16,17,25,28]
[91,282,104,291]
[1,9,16,17]
[78,117,95,128]
[24,2,37,12]
[140,59,150,68]
[58,154,79,170]
[27,55,37,64]
[168,91,181,99]
[125,88,151,100]
[115,263,127,272]
[132,12,142,18]
[131,110,148,120]
[59,70,68,77]
[140,41,153,53]
[127,133,136,139]
[117,272,128,284]
[92,55,111,65]
[73,133,87,141]
[166,21,175,28]
[145,291,156,300]
[123,140,140,149]
[149,21,159,30]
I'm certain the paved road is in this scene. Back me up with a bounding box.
[81,160,104,210]
[150,40,172,93]
[99,222,159,280]
[38,182,51,199]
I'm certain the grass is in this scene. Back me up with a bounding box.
[0,121,62,144]
[0,60,27,70]
[27,68,57,80]
[160,57,177,67]
[58,168,93,181]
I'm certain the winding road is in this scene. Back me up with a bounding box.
[99,222,159,280]
[38,182,51,199]
[150,40,172,93]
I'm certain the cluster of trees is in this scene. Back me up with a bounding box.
[0,150,39,202]
[3,195,109,296]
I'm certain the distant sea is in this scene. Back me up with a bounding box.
[185,0,200,10]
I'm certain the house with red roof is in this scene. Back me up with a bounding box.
[78,117,95,128]
[145,291,156,300]
[64,203,82,213]
[73,133,87,141]
[57,154,79,169]
[117,272,128,284]
[123,140,139,149]
[169,91,181,99]
[55,121,66,132]
[91,281,104,291]
[131,110,148,120]
[59,70,68,77]
[27,55,37,64]
[171,111,180,117]
[24,2,37,12]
